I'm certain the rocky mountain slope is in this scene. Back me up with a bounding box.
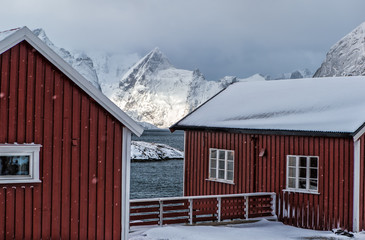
[110,48,262,128]
[314,22,365,77]
[33,29,102,90]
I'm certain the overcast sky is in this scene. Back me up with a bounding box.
[1,0,365,80]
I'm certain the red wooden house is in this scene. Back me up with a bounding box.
[171,76,365,232]
[0,27,143,239]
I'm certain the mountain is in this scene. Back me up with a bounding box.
[111,48,244,128]
[314,22,365,77]
[33,29,102,90]
[265,69,313,80]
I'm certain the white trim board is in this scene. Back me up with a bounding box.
[353,139,360,232]
[0,27,143,137]
[121,127,132,240]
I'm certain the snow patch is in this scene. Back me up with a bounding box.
[131,141,183,161]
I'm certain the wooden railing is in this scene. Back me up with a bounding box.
[129,192,276,227]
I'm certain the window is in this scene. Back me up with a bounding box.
[209,148,234,183]
[286,155,318,193]
[0,144,41,184]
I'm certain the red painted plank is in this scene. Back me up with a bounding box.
[15,187,25,240]
[104,117,114,240]
[79,95,90,239]
[88,102,98,239]
[113,125,122,240]
[42,64,54,239]
[96,110,107,239]
[70,87,81,240]
[25,45,35,143]
[17,43,27,143]
[6,188,15,240]
[24,187,33,239]
[61,79,72,239]
[0,188,5,239]
[51,71,63,239]
[8,45,19,143]
[0,50,9,143]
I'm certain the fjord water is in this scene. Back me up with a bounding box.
[130,130,184,199]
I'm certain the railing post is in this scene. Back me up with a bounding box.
[244,196,249,220]
[217,197,222,222]
[189,199,193,225]
[159,200,163,226]
[271,194,277,218]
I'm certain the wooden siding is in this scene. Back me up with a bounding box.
[359,134,365,230]
[184,130,354,231]
[0,41,123,239]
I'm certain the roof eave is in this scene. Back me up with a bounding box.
[171,125,353,138]
[0,27,144,137]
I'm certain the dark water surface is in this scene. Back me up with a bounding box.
[130,130,184,199]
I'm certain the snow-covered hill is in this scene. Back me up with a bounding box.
[131,141,183,161]
[314,22,365,77]
[110,48,245,128]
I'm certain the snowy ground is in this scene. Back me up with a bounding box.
[129,219,365,240]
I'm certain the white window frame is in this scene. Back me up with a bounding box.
[0,144,42,184]
[285,155,318,194]
[208,148,234,184]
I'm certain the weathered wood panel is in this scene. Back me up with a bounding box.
[0,41,124,239]
[184,130,354,231]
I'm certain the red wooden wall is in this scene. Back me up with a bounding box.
[359,134,365,230]
[0,41,124,239]
[184,130,354,231]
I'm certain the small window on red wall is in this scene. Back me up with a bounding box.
[0,144,42,184]
[286,155,318,193]
[209,148,234,183]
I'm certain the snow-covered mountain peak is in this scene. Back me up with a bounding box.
[314,22,365,77]
[33,28,54,48]
[132,47,172,74]
[32,28,101,90]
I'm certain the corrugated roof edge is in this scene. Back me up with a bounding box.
[169,84,232,132]
[0,26,143,137]
[171,125,354,138]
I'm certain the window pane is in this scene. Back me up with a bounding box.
[218,170,225,179]
[299,157,307,167]
[310,169,317,179]
[227,151,234,160]
[288,167,296,177]
[218,160,225,170]
[210,159,217,168]
[210,169,216,178]
[310,157,318,167]
[227,171,233,181]
[210,149,217,159]
[298,178,306,189]
[227,161,234,171]
[0,156,30,176]
[309,180,318,190]
[288,178,296,188]
[299,168,306,178]
[288,156,296,166]
[219,151,225,160]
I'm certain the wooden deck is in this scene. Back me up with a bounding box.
[129,192,276,228]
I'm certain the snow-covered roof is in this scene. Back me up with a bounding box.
[0,26,143,136]
[171,76,365,137]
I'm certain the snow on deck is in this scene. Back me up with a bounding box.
[129,219,363,240]
[176,76,365,133]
